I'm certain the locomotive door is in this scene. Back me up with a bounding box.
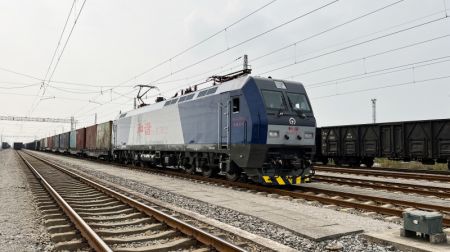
[219,93,230,149]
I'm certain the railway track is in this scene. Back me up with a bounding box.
[314,175,450,199]
[18,151,251,252]
[26,150,450,228]
[315,166,450,183]
[315,164,450,175]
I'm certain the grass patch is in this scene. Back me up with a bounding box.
[373,158,448,171]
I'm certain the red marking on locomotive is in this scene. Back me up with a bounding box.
[138,122,152,136]
[288,126,299,133]
[231,116,246,127]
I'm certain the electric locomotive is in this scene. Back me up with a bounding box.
[113,70,316,185]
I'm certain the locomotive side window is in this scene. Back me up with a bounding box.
[262,90,286,110]
[287,93,311,112]
[232,97,240,113]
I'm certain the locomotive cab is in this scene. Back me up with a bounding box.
[225,76,316,185]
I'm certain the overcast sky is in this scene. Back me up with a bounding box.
[1,0,449,144]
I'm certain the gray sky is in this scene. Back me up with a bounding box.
[1,0,449,144]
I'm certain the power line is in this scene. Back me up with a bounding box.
[71,59,245,121]
[306,55,450,88]
[29,0,87,116]
[287,33,450,80]
[44,0,87,93]
[0,66,42,81]
[62,1,340,120]
[42,0,76,82]
[312,74,450,100]
[252,0,405,63]
[0,83,41,89]
[121,0,279,87]
[282,8,450,79]
[257,15,449,75]
[27,1,76,118]
[145,0,339,86]
[72,0,283,116]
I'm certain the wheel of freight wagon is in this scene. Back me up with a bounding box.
[321,158,328,165]
[333,158,342,167]
[363,158,374,168]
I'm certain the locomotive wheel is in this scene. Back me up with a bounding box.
[201,165,217,178]
[225,163,241,181]
[184,164,195,174]
[225,170,241,181]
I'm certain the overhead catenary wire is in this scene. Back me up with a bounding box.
[257,15,450,76]
[70,1,446,121]
[71,0,284,116]
[311,74,450,100]
[44,0,87,93]
[120,0,279,87]
[305,55,450,88]
[42,0,76,82]
[144,0,339,86]
[252,0,405,63]
[28,0,88,116]
[2,4,444,90]
[286,33,450,80]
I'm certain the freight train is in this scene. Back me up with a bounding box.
[28,71,316,185]
[1,142,10,149]
[315,119,450,169]
[13,142,23,150]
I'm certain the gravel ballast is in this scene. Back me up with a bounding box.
[33,151,405,251]
[0,150,52,251]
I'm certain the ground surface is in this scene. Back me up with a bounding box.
[0,150,52,251]
[33,151,407,252]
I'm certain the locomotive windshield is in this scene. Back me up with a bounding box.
[262,90,287,111]
[287,93,311,112]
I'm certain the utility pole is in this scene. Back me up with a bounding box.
[371,98,377,123]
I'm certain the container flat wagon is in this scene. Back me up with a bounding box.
[52,135,60,152]
[84,121,112,158]
[317,118,450,169]
[59,132,70,153]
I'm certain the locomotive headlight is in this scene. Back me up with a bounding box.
[269,130,279,138]
[304,132,314,139]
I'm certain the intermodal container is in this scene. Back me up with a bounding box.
[69,130,76,150]
[47,136,53,150]
[85,124,97,150]
[76,128,86,150]
[96,121,112,151]
[53,135,60,150]
[60,132,70,151]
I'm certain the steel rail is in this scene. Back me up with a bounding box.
[17,151,113,252]
[315,166,450,182]
[122,165,450,226]
[93,163,450,226]
[25,150,450,227]
[24,150,247,252]
[315,164,450,175]
[314,175,450,198]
